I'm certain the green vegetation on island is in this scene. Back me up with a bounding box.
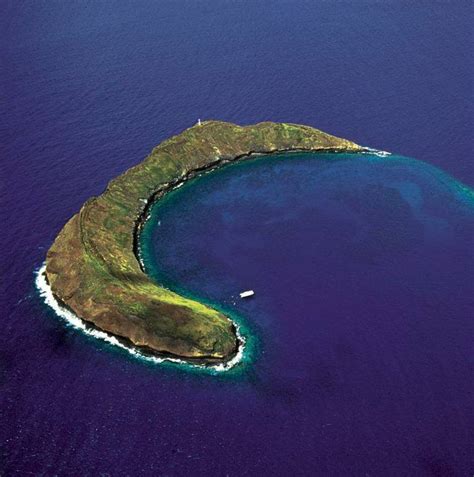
[45,121,362,365]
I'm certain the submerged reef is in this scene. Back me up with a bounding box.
[45,121,362,365]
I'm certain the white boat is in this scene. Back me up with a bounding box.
[239,290,255,298]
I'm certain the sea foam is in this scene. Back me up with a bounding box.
[362,147,392,157]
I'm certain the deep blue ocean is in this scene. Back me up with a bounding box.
[1,1,473,476]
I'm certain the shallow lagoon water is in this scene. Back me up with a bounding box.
[140,152,474,475]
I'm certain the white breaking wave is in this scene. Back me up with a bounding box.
[35,264,245,372]
[362,147,392,157]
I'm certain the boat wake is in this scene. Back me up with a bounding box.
[35,264,245,373]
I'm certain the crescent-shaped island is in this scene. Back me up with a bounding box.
[44,121,363,366]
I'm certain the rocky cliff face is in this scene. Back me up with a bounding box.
[45,121,362,364]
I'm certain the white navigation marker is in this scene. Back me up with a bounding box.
[239,290,255,298]
[197,118,202,126]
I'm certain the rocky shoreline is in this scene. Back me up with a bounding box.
[133,146,360,274]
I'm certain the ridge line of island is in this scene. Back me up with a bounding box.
[42,120,367,369]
